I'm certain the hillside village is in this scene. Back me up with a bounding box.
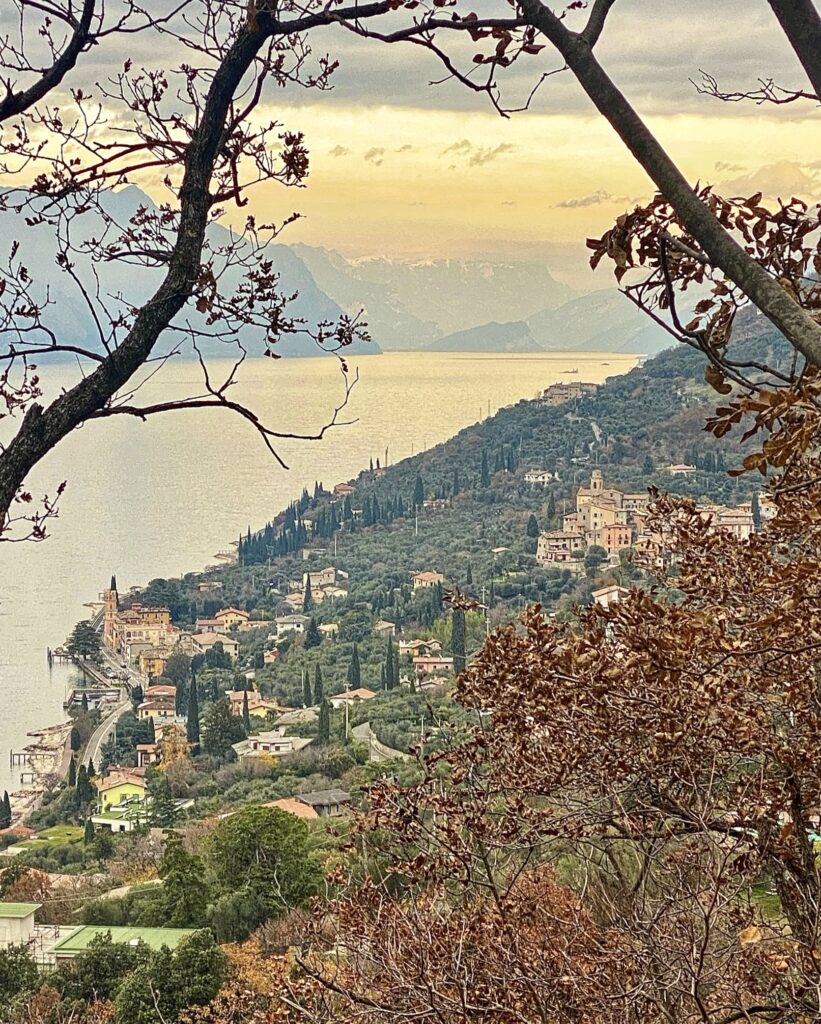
[0,336,778,1016]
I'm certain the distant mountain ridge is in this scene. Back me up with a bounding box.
[2,186,379,360]
[428,320,543,353]
[5,184,676,360]
[294,243,676,356]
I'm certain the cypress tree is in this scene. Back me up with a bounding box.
[347,644,361,688]
[242,690,251,734]
[76,764,93,805]
[187,672,200,746]
[87,758,96,778]
[385,637,399,690]
[547,493,556,521]
[70,726,81,752]
[147,716,156,744]
[380,664,386,690]
[313,664,324,705]
[452,607,467,675]
[175,678,188,717]
[751,492,762,530]
[68,757,77,787]
[526,514,539,538]
[81,692,89,713]
[302,671,313,708]
[304,617,321,648]
[83,818,95,844]
[480,451,490,488]
[0,791,10,830]
[413,474,424,509]
[466,562,473,586]
[317,700,331,745]
[303,574,314,612]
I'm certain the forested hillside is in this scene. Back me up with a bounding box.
[129,330,781,716]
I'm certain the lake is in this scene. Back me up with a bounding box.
[0,351,636,793]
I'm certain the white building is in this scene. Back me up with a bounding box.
[0,903,39,947]
[275,615,310,636]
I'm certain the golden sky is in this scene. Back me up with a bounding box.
[238,102,819,286]
[4,0,817,285]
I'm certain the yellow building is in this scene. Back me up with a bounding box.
[102,575,175,658]
[137,700,176,721]
[214,607,249,630]
[138,650,169,679]
[95,772,147,811]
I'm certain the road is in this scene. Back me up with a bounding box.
[81,647,145,768]
[83,696,131,769]
[352,722,411,763]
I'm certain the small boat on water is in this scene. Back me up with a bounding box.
[561,368,579,374]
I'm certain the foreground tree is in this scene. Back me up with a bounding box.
[351,1,821,377]
[0,0,400,541]
[286,377,821,1021]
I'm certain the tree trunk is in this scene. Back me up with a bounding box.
[521,0,821,368]
[767,0,821,100]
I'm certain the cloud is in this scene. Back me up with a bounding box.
[556,189,625,209]
[328,145,351,157]
[719,160,818,198]
[364,147,386,165]
[396,144,414,152]
[715,161,745,173]
[442,139,472,155]
[501,200,516,206]
[441,140,515,166]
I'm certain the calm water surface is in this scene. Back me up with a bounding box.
[1,351,635,792]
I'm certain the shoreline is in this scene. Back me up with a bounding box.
[5,350,641,828]
[8,721,74,825]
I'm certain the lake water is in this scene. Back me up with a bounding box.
[0,351,635,793]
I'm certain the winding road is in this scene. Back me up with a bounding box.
[82,648,143,768]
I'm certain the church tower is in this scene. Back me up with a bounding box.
[102,575,119,650]
[591,469,603,494]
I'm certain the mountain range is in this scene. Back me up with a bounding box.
[6,186,674,359]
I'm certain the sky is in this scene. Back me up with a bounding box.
[3,1,819,285]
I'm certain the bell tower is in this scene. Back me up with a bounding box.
[591,469,603,494]
[102,575,119,650]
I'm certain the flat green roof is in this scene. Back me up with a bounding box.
[53,926,196,954]
[0,903,40,917]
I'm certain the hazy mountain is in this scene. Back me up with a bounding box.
[294,247,573,344]
[292,244,440,349]
[427,320,542,353]
[3,187,380,359]
[527,290,672,355]
[423,292,674,355]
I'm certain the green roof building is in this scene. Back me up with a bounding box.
[51,925,197,961]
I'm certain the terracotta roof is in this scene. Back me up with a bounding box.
[95,771,146,793]
[334,687,377,701]
[194,632,238,647]
[266,798,319,820]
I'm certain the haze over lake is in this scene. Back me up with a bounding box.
[1,351,636,792]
